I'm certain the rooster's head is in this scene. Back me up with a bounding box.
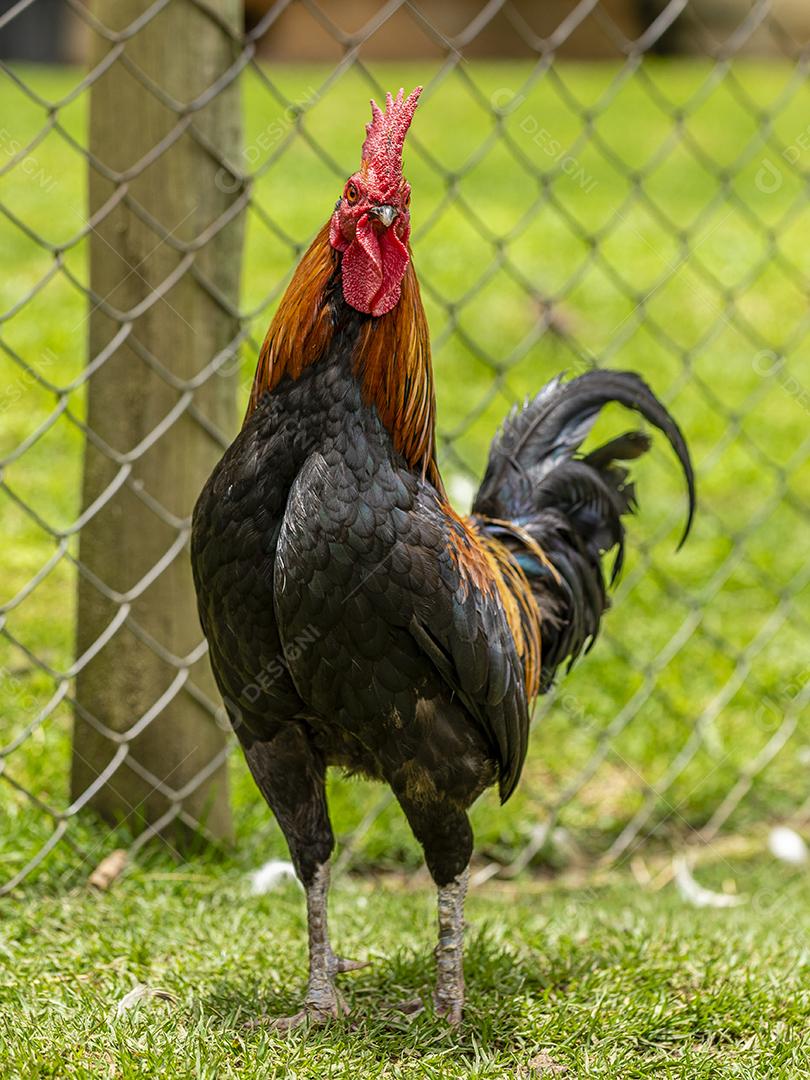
[330,86,422,317]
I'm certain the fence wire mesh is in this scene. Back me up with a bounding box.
[1,0,809,894]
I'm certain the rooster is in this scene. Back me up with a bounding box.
[191,87,695,1027]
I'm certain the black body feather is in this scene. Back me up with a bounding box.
[193,279,520,885]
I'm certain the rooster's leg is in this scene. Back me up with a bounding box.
[243,729,365,1029]
[286,860,367,1028]
[394,789,473,1025]
[434,865,469,1024]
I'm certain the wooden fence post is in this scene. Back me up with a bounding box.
[71,0,244,842]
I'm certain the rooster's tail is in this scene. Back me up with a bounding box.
[473,370,696,693]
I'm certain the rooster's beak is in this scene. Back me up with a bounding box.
[368,205,398,228]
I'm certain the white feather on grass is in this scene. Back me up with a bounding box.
[249,859,301,894]
[115,984,177,1017]
[768,826,808,865]
[673,855,745,908]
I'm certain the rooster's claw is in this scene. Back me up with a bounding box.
[331,955,369,974]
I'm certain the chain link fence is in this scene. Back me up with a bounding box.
[1,0,809,895]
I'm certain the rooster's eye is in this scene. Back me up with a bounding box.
[345,183,359,205]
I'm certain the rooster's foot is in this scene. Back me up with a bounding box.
[245,989,349,1031]
[433,989,463,1026]
[244,866,369,1031]
[379,996,425,1020]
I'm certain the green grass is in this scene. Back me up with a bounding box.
[2,853,809,1078]
[2,57,810,1073]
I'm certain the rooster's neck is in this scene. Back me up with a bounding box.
[246,223,444,494]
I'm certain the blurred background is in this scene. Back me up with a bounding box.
[1,0,808,897]
[5,0,810,63]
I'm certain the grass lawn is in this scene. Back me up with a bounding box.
[1,55,810,1076]
[2,852,809,1078]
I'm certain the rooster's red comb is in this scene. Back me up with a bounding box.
[360,86,422,194]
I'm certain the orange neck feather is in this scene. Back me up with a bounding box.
[246,223,443,494]
[246,225,336,418]
[353,254,443,494]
